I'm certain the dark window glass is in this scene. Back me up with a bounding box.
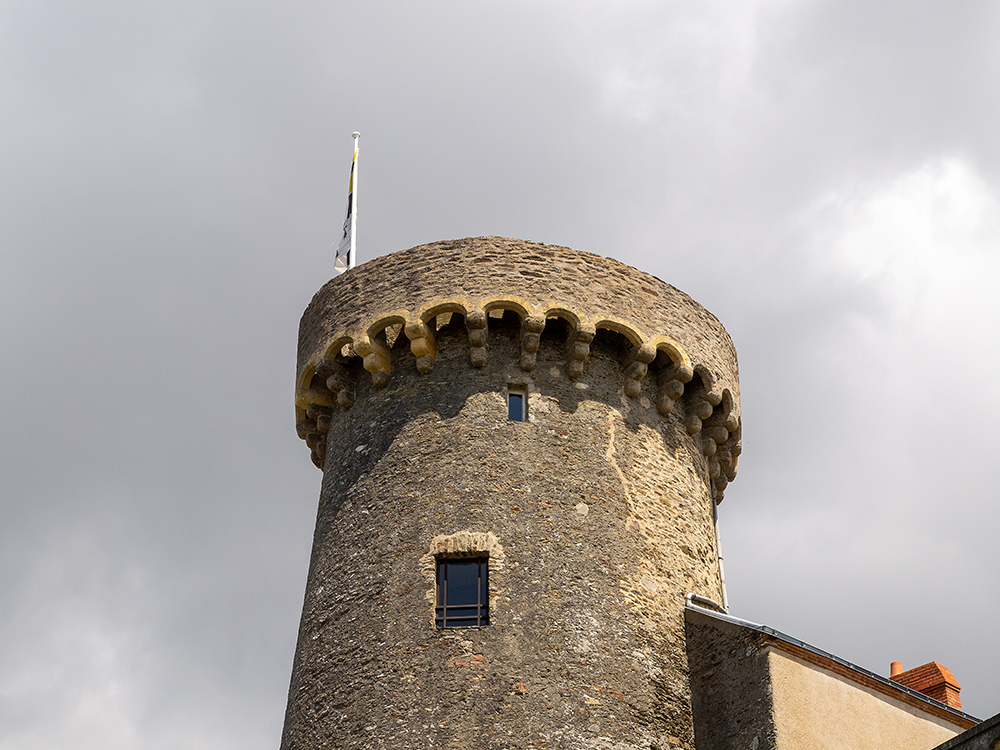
[508,392,525,421]
[435,557,489,628]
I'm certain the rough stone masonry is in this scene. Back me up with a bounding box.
[282,237,742,750]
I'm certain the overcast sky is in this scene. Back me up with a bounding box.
[2,1,999,746]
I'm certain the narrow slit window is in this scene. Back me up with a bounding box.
[508,389,526,422]
[435,557,489,628]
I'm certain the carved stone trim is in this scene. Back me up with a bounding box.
[418,530,506,625]
[424,530,504,560]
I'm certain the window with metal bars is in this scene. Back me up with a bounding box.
[435,557,489,628]
[508,388,526,421]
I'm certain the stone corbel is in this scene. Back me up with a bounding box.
[353,334,391,388]
[622,343,657,398]
[404,319,436,375]
[707,454,721,480]
[656,361,694,416]
[702,412,731,449]
[306,402,333,434]
[466,310,489,367]
[695,366,723,407]
[316,357,356,408]
[309,447,326,470]
[295,416,312,438]
[304,402,330,469]
[716,448,733,480]
[519,315,546,371]
[712,422,740,503]
[722,422,741,482]
[720,398,739,433]
[565,323,595,379]
[683,368,722,436]
[713,475,728,504]
[684,394,714,436]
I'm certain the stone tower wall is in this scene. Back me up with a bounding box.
[283,237,742,750]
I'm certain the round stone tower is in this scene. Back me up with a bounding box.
[282,237,741,750]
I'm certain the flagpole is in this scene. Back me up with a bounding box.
[349,131,360,269]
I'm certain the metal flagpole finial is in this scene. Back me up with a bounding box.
[352,131,361,140]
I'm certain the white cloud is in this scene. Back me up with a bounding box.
[800,157,1000,483]
[725,156,1000,709]
[580,0,785,125]
[808,156,1000,324]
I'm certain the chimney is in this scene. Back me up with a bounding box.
[890,661,962,710]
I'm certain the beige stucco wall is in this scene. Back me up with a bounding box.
[769,648,967,750]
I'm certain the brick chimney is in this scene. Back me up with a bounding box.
[890,661,962,710]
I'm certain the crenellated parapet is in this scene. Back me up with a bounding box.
[295,237,741,500]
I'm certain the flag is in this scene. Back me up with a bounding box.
[334,133,360,274]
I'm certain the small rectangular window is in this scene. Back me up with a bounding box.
[508,389,526,421]
[435,557,489,628]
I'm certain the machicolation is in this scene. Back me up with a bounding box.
[295,236,741,503]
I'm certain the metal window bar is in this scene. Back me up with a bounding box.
[435,558,489,628]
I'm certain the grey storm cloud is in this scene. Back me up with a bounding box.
[1,1,998,747]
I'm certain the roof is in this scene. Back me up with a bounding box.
[685,600,980,729]
[932,711,1000,750]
